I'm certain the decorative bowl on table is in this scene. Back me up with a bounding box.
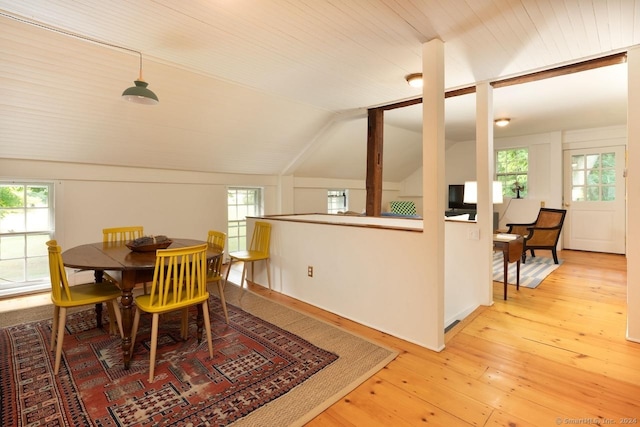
[125,235,173,252]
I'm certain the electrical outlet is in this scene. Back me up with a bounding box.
[467,228,480,240]
[541,200,546,207]
[307,266,313,277]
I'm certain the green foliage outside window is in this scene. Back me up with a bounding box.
[571,152,616,202]
[0,183,52,287]
[0,186,24,218]
[495,149,528,198]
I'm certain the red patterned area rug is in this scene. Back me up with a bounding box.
[0,287,397,426]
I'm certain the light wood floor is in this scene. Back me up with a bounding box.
[244,250,639,426]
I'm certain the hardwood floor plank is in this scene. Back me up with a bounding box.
[480,306,640,362]
[376,357,492,425]
[240,249,640,426]
[484,410,539,427]
[306,410,358,426]
[458,319,640,387]
[360,374,476,426]
[447,335,640,420]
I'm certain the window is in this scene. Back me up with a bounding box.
[0,182,54,296]
[571,152,616,201]
[327,189,348,214]
[227,187,263,252]
[495,148,528,198]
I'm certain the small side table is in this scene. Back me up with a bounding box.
[492,234,524,300]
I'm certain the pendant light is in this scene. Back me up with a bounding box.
[3,11,160,105]
[122,53,159,105]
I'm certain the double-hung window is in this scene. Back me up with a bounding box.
[0,182,54,296]
[327,189,348,213]
[227,187,263,252]
[495,148,529,198]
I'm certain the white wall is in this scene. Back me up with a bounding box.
[445,140,477,188]
[247,214,487,349]
[0,158,410,247]
[444,220,486,327]
[440,131,572,229]
[292,177,401,214]
[2,127,633,347]
[251,215,446,350]
[401,134,559,227]
[0,159,279,249]
[626,46,640,342]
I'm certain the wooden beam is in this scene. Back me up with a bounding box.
[379,97,422,111]
[445,86,476,98]
[378,86,476,112]
[377,53,627,113]
[366,52,626,217]
[491,52,627,88]
[366,108,384,216]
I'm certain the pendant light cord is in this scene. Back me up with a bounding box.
[3,10,157,103]
[1,11,144,61]
[138,52,144,81]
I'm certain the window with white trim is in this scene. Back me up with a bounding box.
[0,182,54,296]
[227,187,263,252]
[495,148,528,198]
[327,189,348,213]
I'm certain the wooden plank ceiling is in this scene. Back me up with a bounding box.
[0,1,638,179]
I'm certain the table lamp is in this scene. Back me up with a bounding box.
[463,181,503,204]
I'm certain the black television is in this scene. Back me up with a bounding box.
[448,184,476,210]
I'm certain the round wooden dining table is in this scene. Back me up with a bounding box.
[62,238,222,369]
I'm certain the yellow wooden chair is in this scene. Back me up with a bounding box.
[102,226,148,293]
[47,240,123,375]
[206,230,229,323]
[130,243,213,382]
[224,221,271,290]
[102,226,144,243]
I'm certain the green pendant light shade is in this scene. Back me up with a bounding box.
[122,53,159,105]
[2,12,159,105]
[122,79,159,105]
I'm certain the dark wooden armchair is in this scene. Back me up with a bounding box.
[506,208,567,264]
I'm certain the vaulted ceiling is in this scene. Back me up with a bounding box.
[0,1,637,181]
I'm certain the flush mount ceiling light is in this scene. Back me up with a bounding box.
[495,118,511,127]
[405,73,423,88]
[122,52,159,105]
[3,11,159,105]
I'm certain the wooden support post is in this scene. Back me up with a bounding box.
[366,108,383,216]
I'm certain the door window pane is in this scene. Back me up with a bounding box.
[602,186,616,201]
[586,186,600,201]
[570,152,616,202]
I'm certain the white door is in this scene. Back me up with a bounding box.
[563,146,626,254]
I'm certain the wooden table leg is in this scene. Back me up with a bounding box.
[516,260,521,290]
[120,270,136,369]
[94,271,104,328]
[503,251,508,300]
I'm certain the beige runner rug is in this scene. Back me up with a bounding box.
[222,284,399,426]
